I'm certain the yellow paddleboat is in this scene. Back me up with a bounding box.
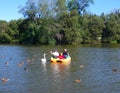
[50,56,71,63]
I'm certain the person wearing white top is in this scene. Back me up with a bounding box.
[50,49,59,58]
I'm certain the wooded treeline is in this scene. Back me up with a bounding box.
[0,0,120,45]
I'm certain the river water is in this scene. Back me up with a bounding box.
[0,44,120,93]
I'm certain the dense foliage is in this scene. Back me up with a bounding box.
[0,0,120,45]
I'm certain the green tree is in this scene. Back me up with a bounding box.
[8,20,21,43]
[80,13,91,43]
[58,14,82,44]
[0,20,12,43]
[67,0,94,15]
[88,14,105,43]
[19,0,37,21]
[103,12,120,43]
[19,19,31,44]
[55,0,68,18]
[37,1,50,18]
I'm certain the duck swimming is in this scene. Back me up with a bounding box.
[1,78,9,83]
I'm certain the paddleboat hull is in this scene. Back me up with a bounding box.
[50,56,71,63]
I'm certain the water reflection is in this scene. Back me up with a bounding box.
[50,62,72,92]
[51,61,71,73]
[50,62,71,80]
[41,61,46,71]
[1,44,120,93]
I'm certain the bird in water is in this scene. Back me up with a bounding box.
[24,67,29,72]
[112,68,118,72]
[1,78,9,83]
[80,65,84,68]
[41,53,46,63]
[18,61,24,67]
[74,79,82,83]
[5,62,9,65]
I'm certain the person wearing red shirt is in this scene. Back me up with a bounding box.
[58,53,65,59]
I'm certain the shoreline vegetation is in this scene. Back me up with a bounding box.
[0,0,120,45]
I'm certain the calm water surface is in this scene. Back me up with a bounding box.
[0,44,120,93]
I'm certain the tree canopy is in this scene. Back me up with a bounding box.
[0,0,120,45]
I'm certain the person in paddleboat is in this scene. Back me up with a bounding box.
[50,49,59,58]
[58,53,65,59]
[63,49,69,58]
